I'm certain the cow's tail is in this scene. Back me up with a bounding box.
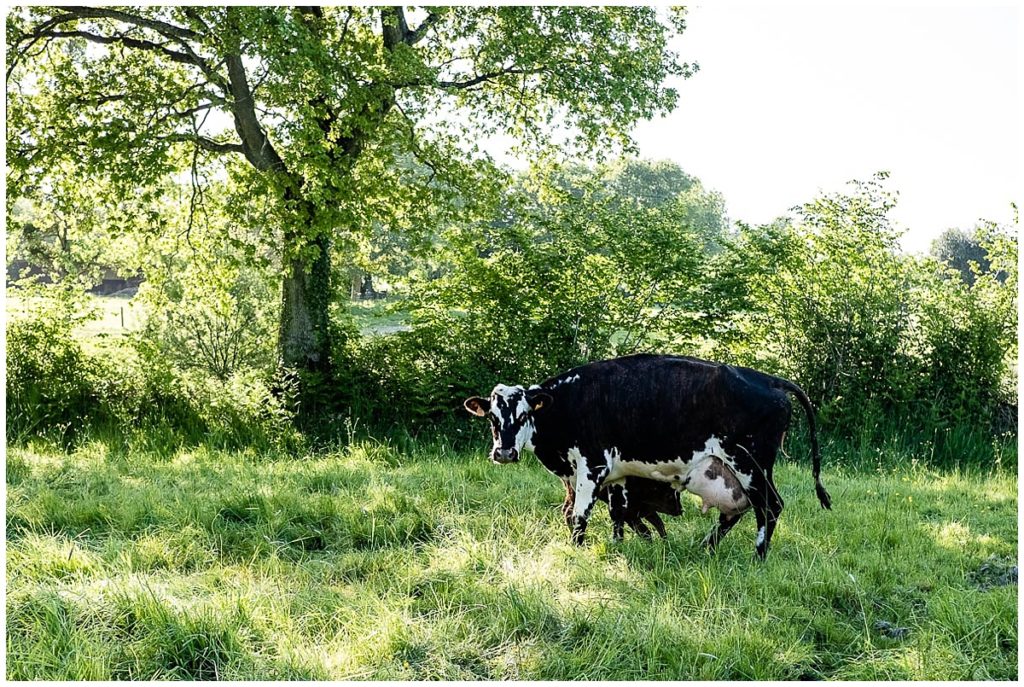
[776,378,832,510]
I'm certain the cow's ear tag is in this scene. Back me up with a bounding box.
[527,391,553,412]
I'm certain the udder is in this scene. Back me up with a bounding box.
[677,456,750,516]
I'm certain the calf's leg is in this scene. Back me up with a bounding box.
[606,483,629,541]
[644,512,668,538]
[627,516,653,539]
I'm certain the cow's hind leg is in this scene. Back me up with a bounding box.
[702,511,745,551]
[749,474,784,560]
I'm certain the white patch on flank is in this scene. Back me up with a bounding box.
[567,446,583,479]
[551,374,581,388]
[755,526,766,547]
[607,435,729,482]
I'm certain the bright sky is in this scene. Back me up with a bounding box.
[627,3,1021,254]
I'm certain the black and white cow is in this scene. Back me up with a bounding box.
[464,354,832,560]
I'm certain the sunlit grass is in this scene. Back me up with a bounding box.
[6,435,1017,680]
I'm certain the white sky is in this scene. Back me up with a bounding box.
[628,3,1021,254]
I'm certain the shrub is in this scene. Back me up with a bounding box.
[5,286,105,440]
[6,283,298,449]
[364,183,713,425]
[138,265,277,381]
[719,175,921,429]
[913,224,1017,426]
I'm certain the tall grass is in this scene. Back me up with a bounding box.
[6,431,1016,680]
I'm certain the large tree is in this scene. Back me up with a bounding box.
[7,6,695,371]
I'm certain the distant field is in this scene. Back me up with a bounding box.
[5,293,145,337]
[5,293,409,339]
[6,437,1017,680]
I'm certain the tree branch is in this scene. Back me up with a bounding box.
[60,6,200,41]
[157,133,246,155]
[406,10,441,46]
[12,8,230,95]
[31,29,198,66]
[225,54,288,173]
[437,67,543,90]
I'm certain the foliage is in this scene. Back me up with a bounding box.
[716,174,919,428]
[8,5,696,370]
[914,224,1018,423]
[339,170,719,424]
[714,176,1017,436]
[138,264,278,381]
[5,285,103,440]
[930,226,994,285]
[5,284,298,450]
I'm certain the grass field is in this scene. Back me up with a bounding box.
[5,434,1017,680]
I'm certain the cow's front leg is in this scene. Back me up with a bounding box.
[571,452,608,545]
[561,479,575,530]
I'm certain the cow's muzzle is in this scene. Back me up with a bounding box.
[492,448,519,464]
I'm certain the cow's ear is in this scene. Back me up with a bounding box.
[464,396,490,417]
[526,390,553,412]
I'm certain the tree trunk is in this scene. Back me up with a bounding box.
[279,231,333,372]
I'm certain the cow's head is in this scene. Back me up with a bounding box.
[464,384,552,464]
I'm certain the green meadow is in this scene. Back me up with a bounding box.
[6,435,1016,680]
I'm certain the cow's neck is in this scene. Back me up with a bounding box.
[526,418,573,478]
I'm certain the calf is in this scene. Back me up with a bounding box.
[570,477,682,541]
[465,354,832,560]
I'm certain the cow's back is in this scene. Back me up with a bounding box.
[536,354,791,461]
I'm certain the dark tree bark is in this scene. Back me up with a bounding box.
[280,232,333,371]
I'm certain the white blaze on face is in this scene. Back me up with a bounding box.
[490,384,536,454]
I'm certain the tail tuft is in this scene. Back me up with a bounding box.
[777,377,832,512]
[815,479,832,510]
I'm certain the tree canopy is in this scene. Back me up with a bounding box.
[7,6,696,370]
